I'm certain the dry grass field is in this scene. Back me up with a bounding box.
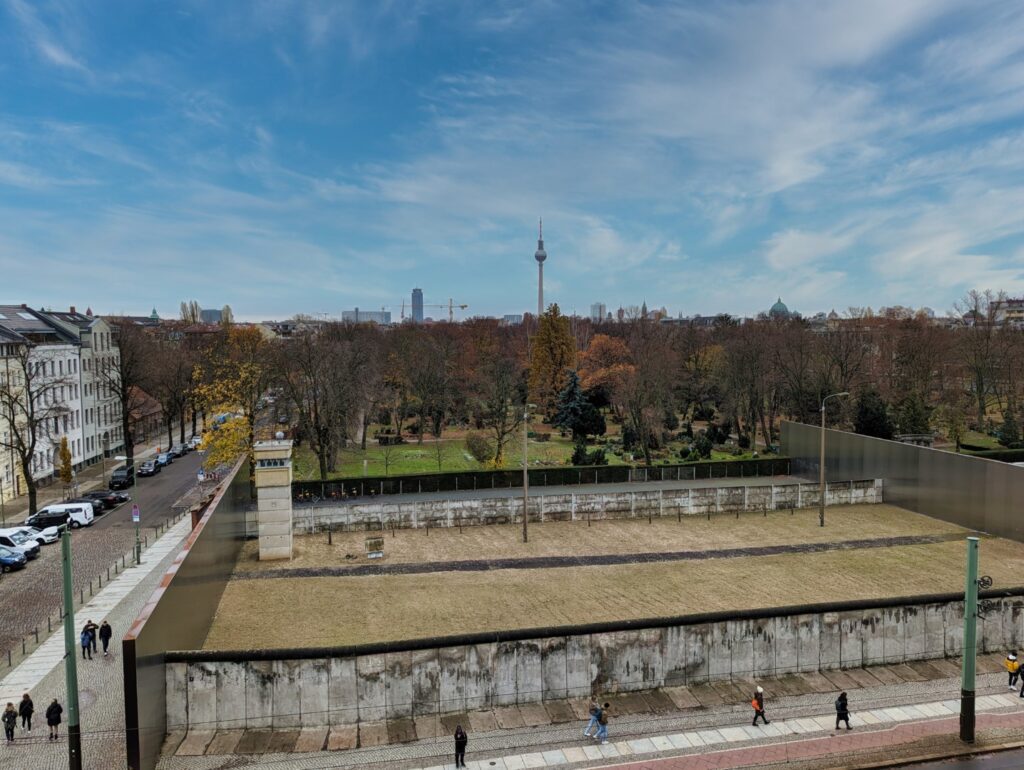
[204,537,1024,650]
[233,504,965,573]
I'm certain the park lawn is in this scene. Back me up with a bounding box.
[232,504,964,574]
[960,430,1003,450]
[292,435,631,480]
[204,536,1024,650]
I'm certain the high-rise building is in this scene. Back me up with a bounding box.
[411,288,424,323]
[590,303,606,322]
[341,308,391,325]
[534,218,547,317]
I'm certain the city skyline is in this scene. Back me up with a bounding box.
[2,2,1024,319]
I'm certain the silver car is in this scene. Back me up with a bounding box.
[14,525,60,545]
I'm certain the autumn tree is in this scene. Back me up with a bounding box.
[58,435,73,491]
[97,319,153,470]
[615,319,677,466]
[528,304,576,416]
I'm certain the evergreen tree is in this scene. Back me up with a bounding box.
[998,409,1021,447]
[58,436,73,486]
[854,388,894,439]
[552,370,606,442]
[895,392,930,435]
[528,304,576,415]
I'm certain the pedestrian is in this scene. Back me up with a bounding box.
[751,686,770,726]
[99,620,113,657]
[45,699,62,741]
[18,694,32,733]
[1005,652,1020,690]
[835,691,851,730]
[80,628,92,660]
[595,702,611,744]
[583,698,601,738]
[453,724,468,768]
[84,619,99,655]
[2,703,15,744]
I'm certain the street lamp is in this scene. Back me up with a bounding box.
[818,391,850,527]
[100,434,110,489]
[522,403,537,544]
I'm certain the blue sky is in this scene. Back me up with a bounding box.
[2,1,1024,321]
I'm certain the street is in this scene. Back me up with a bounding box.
[0,451,203,657]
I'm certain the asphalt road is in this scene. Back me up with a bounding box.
[0,451,203,657]
[909,749,1024,767]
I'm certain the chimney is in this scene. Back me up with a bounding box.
[20,303,27,309]
[70,306,76,314]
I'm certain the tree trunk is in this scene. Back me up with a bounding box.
[22,458,38,515]
[122,410,135,469]
[361,413,370,450]
[166,420,174,450]
[179,409,186,443]
[191,403,198,437]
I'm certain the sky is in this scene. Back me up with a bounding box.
[2,0,1024,321]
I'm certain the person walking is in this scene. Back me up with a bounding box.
[18,694,32,733]
[84,620,99,655]
[1005,652,1019,690]
[453,724,468,768]
[595,702,611,744]
[2,703,16,744]
[751,686,770,726]
[835,691,852,730]
[45,699,62,741]
[99,620,113,657]
[583,698,601,738]
[79,628,92,660]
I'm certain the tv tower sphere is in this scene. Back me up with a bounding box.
[535,219,547,263]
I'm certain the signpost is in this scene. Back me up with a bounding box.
[61,529,83,770]
[132,504,142,565]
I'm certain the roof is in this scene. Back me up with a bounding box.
[0,305,79,344]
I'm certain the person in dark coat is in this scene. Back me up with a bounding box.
[99,621,113,656]
[454,724,468,768]
[2,703,15,744]
[18,693,32,732]
[46,699,62,741]
[751,686,770,726]
[835,691,851,730]
[84,620,99,654]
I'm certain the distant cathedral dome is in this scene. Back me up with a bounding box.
[769,297,791,319]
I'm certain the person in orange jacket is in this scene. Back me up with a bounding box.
[751,686,770,726]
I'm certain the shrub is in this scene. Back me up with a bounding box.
[464,432,495,465]
[737,434,751,449]
[693,433,713,458]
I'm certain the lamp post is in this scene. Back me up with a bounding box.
[818,391,849,527]
[61,528,83,770]
[522,403,537,544]
[100,434,110,488]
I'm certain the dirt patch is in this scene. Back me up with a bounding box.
[233,504,963,574]
[203,536,1024,650]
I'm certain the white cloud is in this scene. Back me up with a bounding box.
[764,229,852,270]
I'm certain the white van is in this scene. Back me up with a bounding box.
[27,502,95,530]
[0,529,41,560]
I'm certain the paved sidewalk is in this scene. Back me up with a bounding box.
[0,515,194,770]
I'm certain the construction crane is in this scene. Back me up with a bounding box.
[422,299,469,323]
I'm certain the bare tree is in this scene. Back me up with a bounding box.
[955,290,1006,427]
[100,319,153,469]
[0,343,75,514]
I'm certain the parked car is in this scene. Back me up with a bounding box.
[0,530,41,560]
[82,490,123,511]
[138,460,159,477]
[67,495,115,514]
[104,489,131,504]
[155,452,173,467]
[14,526,59,545]
[109,465,135,490]
[0,545,27,572]
[26,502,95,530]
[188,434,203,449]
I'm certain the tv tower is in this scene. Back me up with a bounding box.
[534,217,547,317]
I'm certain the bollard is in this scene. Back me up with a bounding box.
[34,627,38,643]
[328,526,332,545]
[6,650,10,667]
[122,555,126,569]
[48,617,52,633]
[22,639,26,654]
[79,589,84,604]
[89,580,93,596]
[107,567,110,581]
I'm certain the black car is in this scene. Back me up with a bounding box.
[67,496,109,513]
[25,510,69,531]
[137,460,159,477]
[82,490,122,511]
[109,465,135,490]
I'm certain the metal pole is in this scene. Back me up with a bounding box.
[818,404,826,527]
[960,536,980,743]
[61,529,83,770]
[522,406,529,543]
[134,519,142,565]
[0,476,5,525]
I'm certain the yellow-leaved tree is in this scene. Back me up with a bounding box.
[528,304,576,417]
[58,436,73,490]
[193,326,271,495]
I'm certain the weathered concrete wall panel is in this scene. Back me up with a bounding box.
[171,591,1017,733]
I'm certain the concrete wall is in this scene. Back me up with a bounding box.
[296,479,882,533]
[166,591,1024,732]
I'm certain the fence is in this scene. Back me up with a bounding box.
[292,456,791,501]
